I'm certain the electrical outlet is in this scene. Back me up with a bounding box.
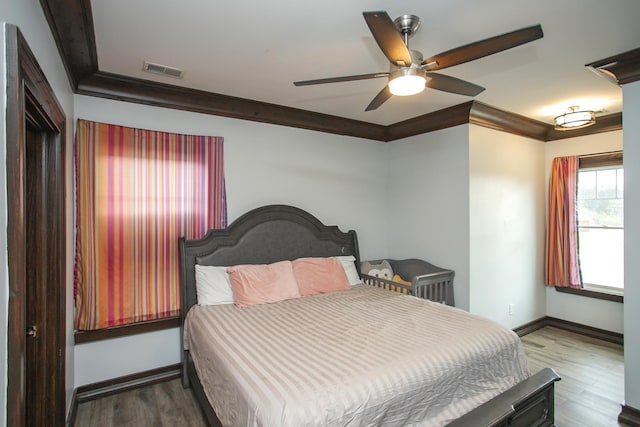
[509,303,514,316]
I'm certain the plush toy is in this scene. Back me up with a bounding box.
[392,274,412,286]
[360,260,393,280]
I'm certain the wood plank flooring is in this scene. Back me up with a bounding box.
[74,326,625,426]
[522,326,625,427]
[74,378,207,427]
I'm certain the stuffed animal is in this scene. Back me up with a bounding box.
[360,260,394,280]
[392,274,412,286]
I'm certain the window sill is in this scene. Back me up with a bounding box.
[554,286,623,303]
[74,316,181,344]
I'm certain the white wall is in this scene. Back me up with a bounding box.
[75,328,181,386]
[386,126,471,310]
[623,81,640,410]
[73,95,389,385]
[1,0,76,419]
[544,131,624,333]
[468,126,546,328]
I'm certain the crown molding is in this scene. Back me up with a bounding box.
[587,47,640,85]
[470,102,550,140]
[39,0,97,89]
[77,71,623,142]
[42,0,627,142]
[385,102,473,141]
[77,72,388,141]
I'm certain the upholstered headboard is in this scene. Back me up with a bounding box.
[178,204,360,321]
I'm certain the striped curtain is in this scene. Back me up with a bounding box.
[545,156,581,288]
[74,119,227,330]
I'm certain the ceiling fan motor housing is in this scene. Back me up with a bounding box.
[389,50,427,78]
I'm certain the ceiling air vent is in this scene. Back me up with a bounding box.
[142,61,184,79]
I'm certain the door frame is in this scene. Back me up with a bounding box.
[5,25,67,426]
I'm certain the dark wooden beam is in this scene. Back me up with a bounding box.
[470,101,550,141]
[385,102,473,141]
[587,47,640,85]
[77,72,387,141]
[39,0,97,89]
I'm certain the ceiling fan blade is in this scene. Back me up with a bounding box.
[422,24,543,71]
[363,11,413,67]
[365,86,392,111]
[425,72,485,96]
[294,72,389,86]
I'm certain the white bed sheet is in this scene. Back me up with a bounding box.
[184,284,529,427]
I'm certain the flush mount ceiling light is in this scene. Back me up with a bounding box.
[554,106,596,131]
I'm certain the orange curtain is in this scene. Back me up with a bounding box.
[545,156,581,288]
[74,119,226,330]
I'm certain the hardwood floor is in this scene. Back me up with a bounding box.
[74,379,207,426]
[522,326,625,427]
[74,326,625,426]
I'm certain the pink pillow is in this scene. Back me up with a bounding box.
[227,261,301,307]
[292,257,351,296]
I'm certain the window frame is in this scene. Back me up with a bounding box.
[74,316,180,343]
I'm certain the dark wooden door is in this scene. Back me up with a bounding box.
[6,26,67,427]
[25,125,48,426]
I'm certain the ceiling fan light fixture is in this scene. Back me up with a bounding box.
[388,69,426,96]
[554,106,596,130]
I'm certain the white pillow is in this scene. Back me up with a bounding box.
[195,265,234,305]
[335,255,362,285]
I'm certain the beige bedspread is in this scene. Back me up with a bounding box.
[184,284,529,427]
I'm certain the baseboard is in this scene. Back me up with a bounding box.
[513,317,548,337]
[545,316,623,345]
[514,316,623,345]
[619,404,640,426]
[66,388,78,427]
[76,363,181,403]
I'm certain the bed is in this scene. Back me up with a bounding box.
[179,204,560,427]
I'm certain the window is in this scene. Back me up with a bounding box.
[577,153,623,293]
[74,119,227,331]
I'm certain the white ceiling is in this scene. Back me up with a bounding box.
[90,0,640,126]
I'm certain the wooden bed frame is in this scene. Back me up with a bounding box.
[179,204,560,427]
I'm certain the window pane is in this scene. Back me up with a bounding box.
[578,228,624,288]
[578,198,623,227]
[577,165,624,290]
[596,169,617,199]
[578,170,596,199]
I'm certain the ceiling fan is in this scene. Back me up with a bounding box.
[294,11,543,111]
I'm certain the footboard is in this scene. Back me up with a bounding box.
[185,353,559,427]
[446,368,560,427]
